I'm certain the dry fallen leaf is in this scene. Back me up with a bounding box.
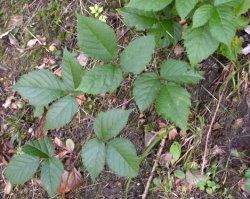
[57,168,82,194]
[144,132,156,148]
[242,44,250,55]
[77,53,88,66]
[159,152,173,166]
[2,96,14,109]
[49,44,56,52]
[54,137,66,148]
[76,95,86,106]
[4,180,12,195]
[174,45,184,56]
[245,25,250,35]
[66,139,75,152]
[185,170,207,186]
[27,38,38,47]
[168,128,178,141]
[55,69,62,77]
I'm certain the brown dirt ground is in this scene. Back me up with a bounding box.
[0,1,250,199]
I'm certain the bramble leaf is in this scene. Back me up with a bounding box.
[160,59,203,84]
[45,96,78,130]
[133,73,161,112]
[106,138,139,177]
[77,16,118,61]
[5,154,40,184]
[22,136,54,158]
[120,36,155,74]
[192,4,214,28]
[13,70,65,106]
[81,139,105,181]
[94,109,131,141]
[214,0,242,7]
[175,0,198,19]
[76,64,122,94]
[62,49,84,90]
[235,0,250,16]
[126,0,173,11]
[209,5,236,45]
[156,84,191,129]
[148,21,182,48]
[41,157,64,197]
[184,26,219,65]
[117,7,159,30]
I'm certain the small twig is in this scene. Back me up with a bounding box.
[201,68,232,174]
[141,135,167,199]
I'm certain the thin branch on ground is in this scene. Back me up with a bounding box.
[201,67,233,174]
[141,135,167,199]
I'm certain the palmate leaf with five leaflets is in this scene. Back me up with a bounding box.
[184,26,219,65]
[81,139,105,182]
[5,154,40,184]
[117,7,159,30]
[106,138,139,177]
[45,96,78,130]
[156,84,191,129]
[13,70,65,106]
[93,109,131,141]
[126,0,173,11]
[77,16,118,61]
[160,59,203,84]
[41,157,64,197]
[175,0,198,19]
[22,136,54,158]
[120,36,155,74]
[76,64,122,94]
[133,73,161,112]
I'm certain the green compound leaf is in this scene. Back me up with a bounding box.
[94,109,131,141]
[106,138,139,177]
[160,59,203,84]
[170,141,181,164]
[209,5,236,45]
[62,49,84,90]
[117,7,159,30]
[176,0,198,19]
[184,26,219,65]
[45,96,78,130]
[156,84,191,129]
[120,36,155,74]
[81,139,105,182]
[126,0,173,11]
[22,136,54,158]
[77,16,118,61]
[133,73,161,112]
[148,21,182,48]
[13,70,65,106]
[192,4,214,28]
[76,64,122,94]
[41,157,64,197]
[5,154,40,184]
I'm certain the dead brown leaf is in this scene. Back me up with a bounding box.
[144,132,156,148]
[4,181,12,195]
[159,152,173,166]
[57,168,82,194]
[174,45,184,56]
[77,53,88,66]
[168,128,178,141]
[54,137,66,149]
[2,96,14,109]
[76,95,86,106]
